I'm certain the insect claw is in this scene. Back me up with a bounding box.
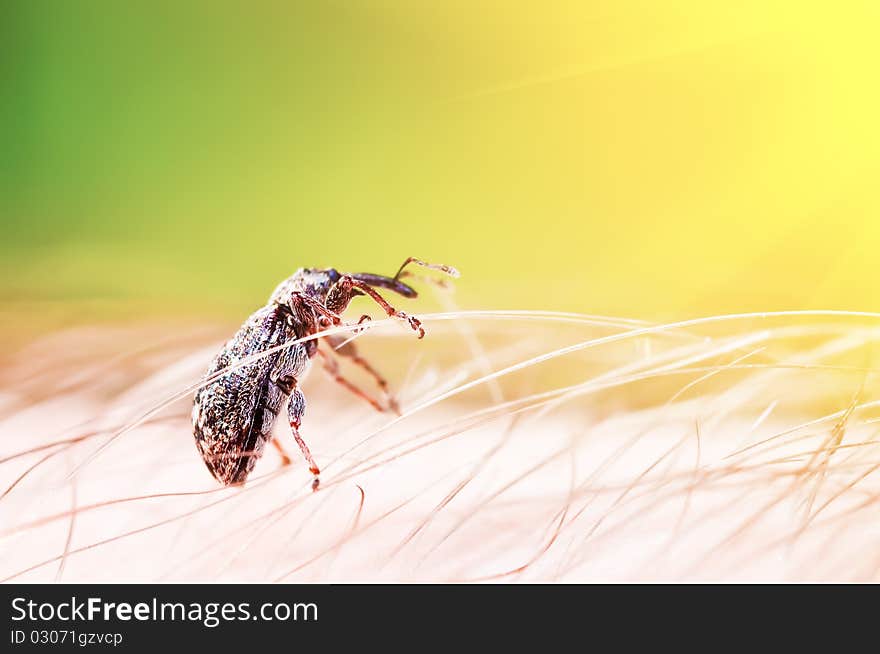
[311,477,321,492]
[354,314,372,334]
[395,311,424,338]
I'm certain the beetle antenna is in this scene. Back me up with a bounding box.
[392,257,460,283]
[397,271,453,290]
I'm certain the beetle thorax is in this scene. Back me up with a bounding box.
[268,267,340,305]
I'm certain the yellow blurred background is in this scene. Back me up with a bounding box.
[3,2,880,328]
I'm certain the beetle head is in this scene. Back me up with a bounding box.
[270,266,418,314]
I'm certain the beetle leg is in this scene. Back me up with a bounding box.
[286,384,321,480]
[272,438,292,467]
[326,275,425,338]
[351,279,424,338]
[317,346,398,414]
[322,333,401,414]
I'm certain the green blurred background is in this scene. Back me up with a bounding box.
[3,2,880,327]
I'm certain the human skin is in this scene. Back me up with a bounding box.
[2,309,879,582]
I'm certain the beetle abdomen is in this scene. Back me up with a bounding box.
[192,305,290,484]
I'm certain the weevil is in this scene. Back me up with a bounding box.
[191,257,459,488]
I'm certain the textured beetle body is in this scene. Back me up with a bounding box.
[191,259,459,487]
[192,302,311,484]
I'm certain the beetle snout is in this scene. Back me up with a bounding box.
[351,273,418,298]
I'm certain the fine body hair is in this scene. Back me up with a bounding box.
[2,309,879,582]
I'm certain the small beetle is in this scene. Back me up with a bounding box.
[191,257,458,488]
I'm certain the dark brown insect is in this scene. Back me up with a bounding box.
[191,257,459,488]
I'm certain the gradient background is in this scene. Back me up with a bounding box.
[3,2,880,331]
